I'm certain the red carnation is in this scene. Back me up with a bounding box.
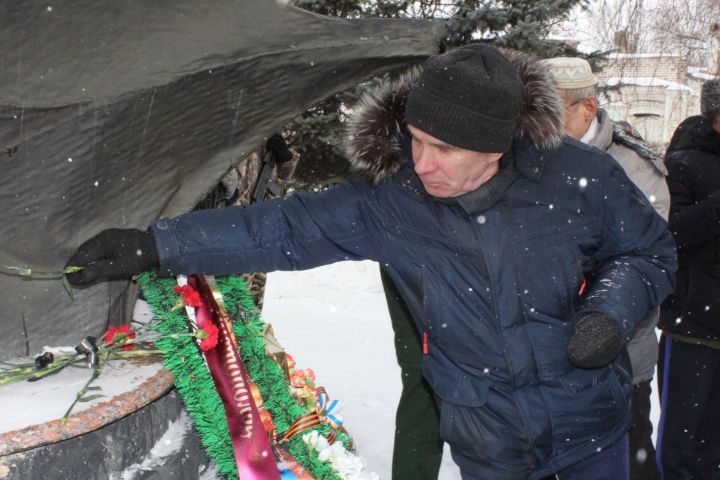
[197,322,219,352]
[173,285,203,307]
[102,324,136,351]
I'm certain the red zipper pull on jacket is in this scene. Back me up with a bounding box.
[578,278,587,296]
[423,331,429,355]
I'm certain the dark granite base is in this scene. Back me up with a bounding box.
[0,390,216,480]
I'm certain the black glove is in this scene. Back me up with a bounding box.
[266,133,293,164]
[65,228,159,286]
[567,312,622,368]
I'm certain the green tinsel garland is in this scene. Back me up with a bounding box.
[138,271,347,480]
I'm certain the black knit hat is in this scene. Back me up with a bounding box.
[701,79,720,118]
[405,44,523,153]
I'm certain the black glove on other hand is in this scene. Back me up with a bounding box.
[266,133,293,164]
[65,228,159,286]
[567,312,622,368]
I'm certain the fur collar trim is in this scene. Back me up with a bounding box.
[345,48,565,183]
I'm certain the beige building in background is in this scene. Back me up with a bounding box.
[596,52,716,150]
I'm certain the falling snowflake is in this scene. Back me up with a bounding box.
[636,448,647,463]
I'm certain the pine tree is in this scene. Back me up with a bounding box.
[286,0,587,189]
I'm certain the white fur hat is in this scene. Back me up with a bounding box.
[541,57,596,90]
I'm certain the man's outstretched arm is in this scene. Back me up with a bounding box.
[67,181,385,286]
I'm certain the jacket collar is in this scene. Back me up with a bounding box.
[591,108,668,175]
[454,150,520,215]
[589,109,614,151]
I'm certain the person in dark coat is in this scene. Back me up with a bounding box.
[656,78,720,479]
[66,44,676,480]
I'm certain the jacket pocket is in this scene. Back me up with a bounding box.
[558,367,612,398]
[545,367,625,441]
[438,385,535,477]
[438,382,487,447]
[432,373,490,407]
[419,264,448,337]
[436,379,490,457]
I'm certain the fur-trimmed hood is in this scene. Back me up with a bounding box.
[345,47,565,184]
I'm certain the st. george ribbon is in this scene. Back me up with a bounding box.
[190,275,280,480]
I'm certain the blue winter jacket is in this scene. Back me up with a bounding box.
[150,54,676,479]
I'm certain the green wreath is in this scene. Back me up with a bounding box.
[138,271,349,480]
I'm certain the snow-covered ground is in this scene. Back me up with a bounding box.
[262,260,461,479]
[263,260,662,479]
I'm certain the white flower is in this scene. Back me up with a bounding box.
[302,431,381,480]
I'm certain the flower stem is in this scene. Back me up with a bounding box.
[61,353,105,424]
[0,265,85,279]
[0,355,82,385]
[0,265,63,279]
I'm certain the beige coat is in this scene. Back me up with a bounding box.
[588,109,670,384]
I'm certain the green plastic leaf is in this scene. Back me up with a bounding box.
[78,394,105,402]
[62,275,74,301]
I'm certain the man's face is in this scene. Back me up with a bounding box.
[561,93,597,140]
[408,125,503,198]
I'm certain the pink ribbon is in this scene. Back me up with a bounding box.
[190,275,280,480]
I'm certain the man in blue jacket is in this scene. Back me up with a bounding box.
[67,44,676,479]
